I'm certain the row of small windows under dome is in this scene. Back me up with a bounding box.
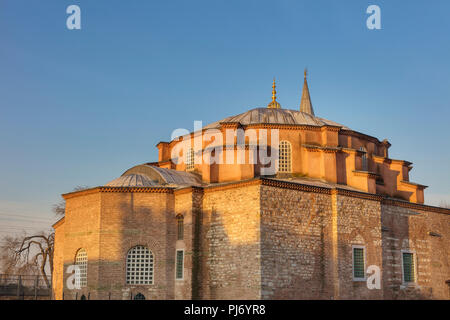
[184,143,373,174]
[184,140,293,173]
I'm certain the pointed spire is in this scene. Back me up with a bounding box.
[267,77,281,109]
[300,68,315,115]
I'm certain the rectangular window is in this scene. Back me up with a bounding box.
[177,216,184,240]
[176,250,184,280]
[402,252,415,283]
[352,246,365,280]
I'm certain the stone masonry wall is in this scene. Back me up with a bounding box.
[381,203,450,299]
[200,183,261,299]
[259,186,384,300]
[260,185,333,299]
[333,193,383,299]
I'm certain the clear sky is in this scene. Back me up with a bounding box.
[1,0,449,237]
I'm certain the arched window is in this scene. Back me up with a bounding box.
[134,293,146,300]
[278,141,292,173]
[74,248,87,288]
[360,147,368,171]
[177,215,184,240]
[126,246,154,285]
[186,147,195,171]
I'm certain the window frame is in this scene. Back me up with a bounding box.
[352,245,366,282]
[359,147,368,171]
[125,245,154,286]
[186,147,195,171]
[401,249,417,285]
[74,248,88,288]
[175,249,184,280]
[176,215,184,241]
[278,140,292,173]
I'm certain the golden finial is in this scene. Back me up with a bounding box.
[267,77,281,109]
[272,77,277,101]
[304,68,307,79]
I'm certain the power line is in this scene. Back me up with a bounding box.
[0,212,54,221]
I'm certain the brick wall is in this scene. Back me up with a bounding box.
[57,190,177,300]
[52,219,64,300]
[61,191,101,300]
[97,191,175,300]
[260,185,332,299]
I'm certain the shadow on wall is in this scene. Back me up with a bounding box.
[194,205,261,300]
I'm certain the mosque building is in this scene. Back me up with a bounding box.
[52,71,450,300]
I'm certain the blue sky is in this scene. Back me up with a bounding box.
[0,0,449,236]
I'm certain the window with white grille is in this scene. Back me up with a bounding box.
[74,248,87,288]
[186,148,195,170]
[278,141,292,173]
[126,246,154,285]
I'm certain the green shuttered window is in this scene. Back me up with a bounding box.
[402,252,415,283]
[353,247,365,279]
[176,250,184,280]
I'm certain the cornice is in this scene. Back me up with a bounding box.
[261,178,332,195]
[353,170,380,179]
[63,186,175,199]
[156,141,170,148]
[372,154,412,167]
[302,144,340,153]
[52,217,65,229]
[332,188,384,201]
[382,198,450,215]
[400,180,428,189]
[61,177,449,216]
[62,187,102,199]
[203,178,261,193]
[339,129,382,145]
[245,123,326,131]
[174,186,204,195]
[99,186,174,193]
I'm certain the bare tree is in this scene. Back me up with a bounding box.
[1,232,55,288]
[1,186,89,287]
[0,233,39,275]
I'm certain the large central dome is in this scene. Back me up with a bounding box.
[203,107,350,130]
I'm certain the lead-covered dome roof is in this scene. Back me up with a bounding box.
[203,108,350,130]
[105,164,202,187]
[106,173,158,187]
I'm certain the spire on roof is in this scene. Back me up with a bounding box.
[300,68,315,115]
[267,77,281,109]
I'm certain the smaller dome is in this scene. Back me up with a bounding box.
[105,173,158,187]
